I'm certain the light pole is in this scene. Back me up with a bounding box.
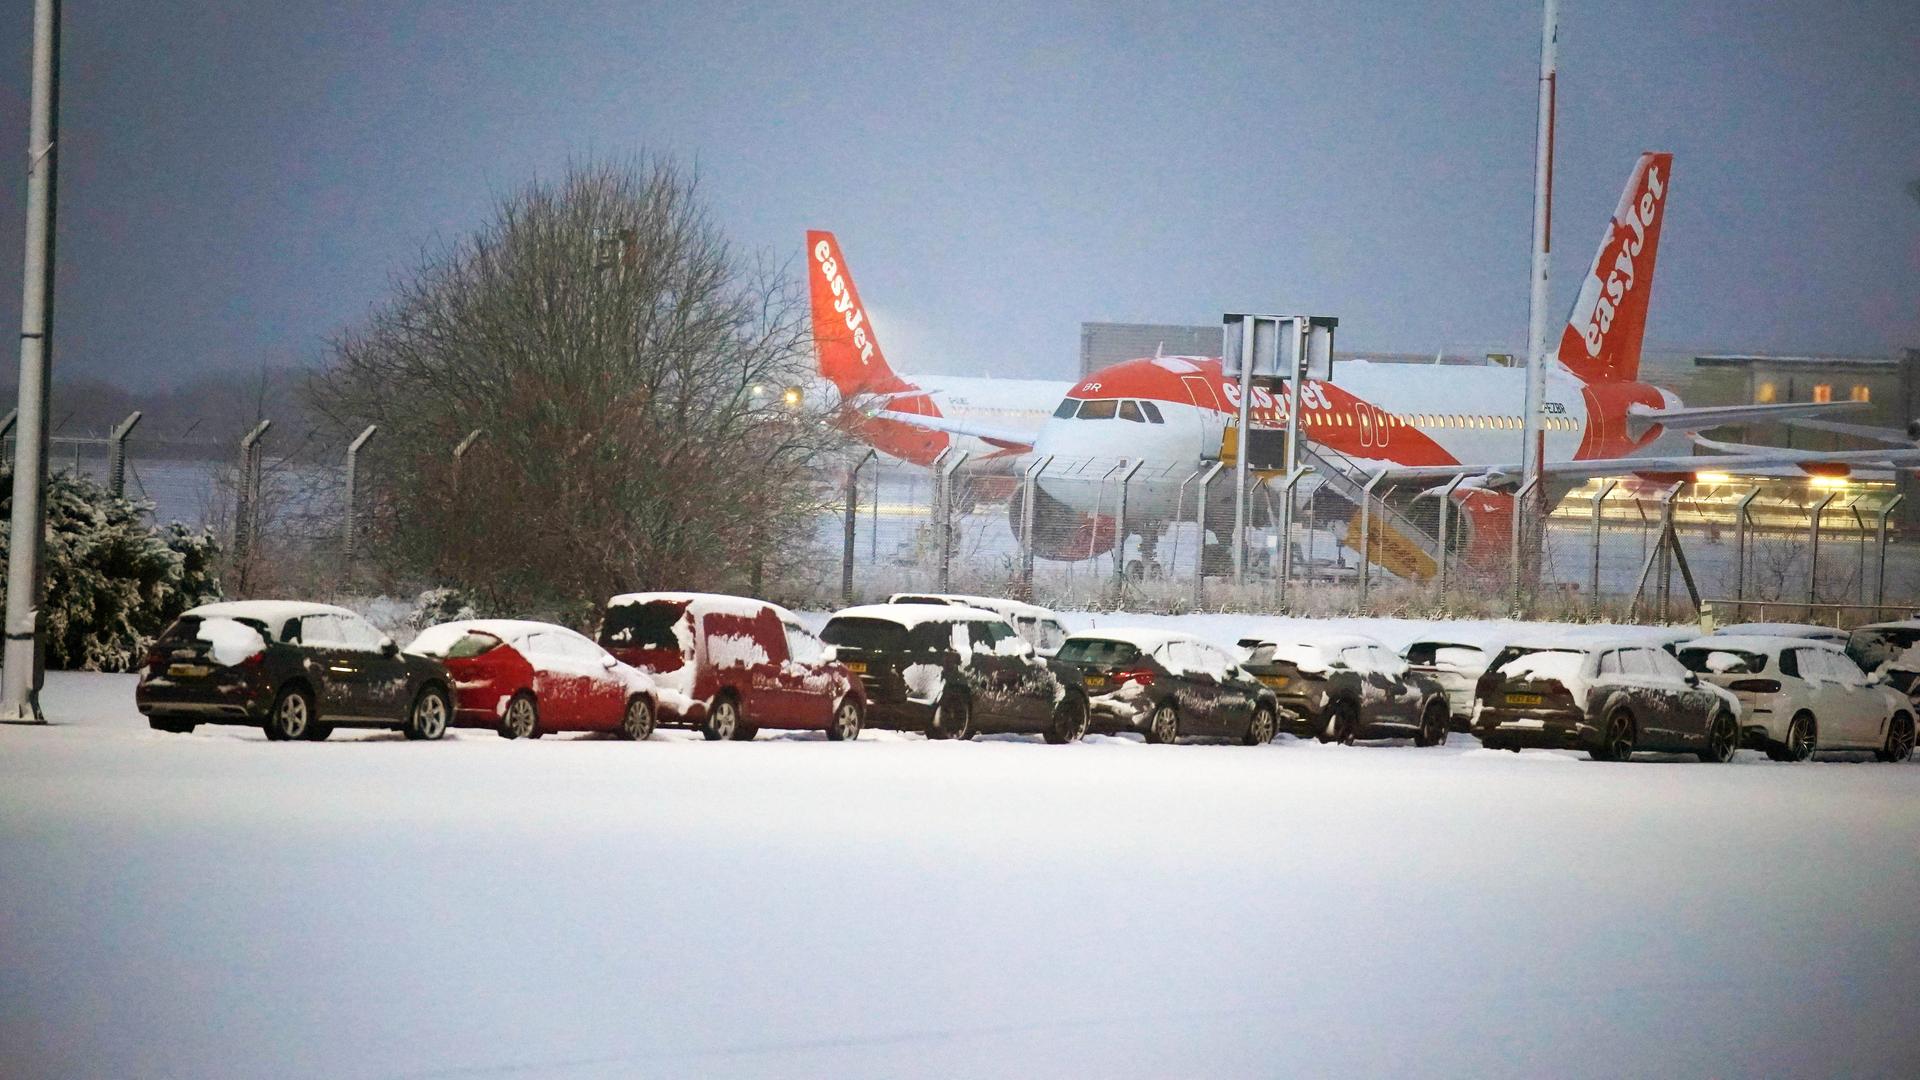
[2,0,63,722]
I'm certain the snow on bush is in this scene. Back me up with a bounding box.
[407,588,478,632]
[0,467,222,672]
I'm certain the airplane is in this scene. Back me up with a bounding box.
[809,152,1912,575]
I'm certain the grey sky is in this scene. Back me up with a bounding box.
[1,1,1915,392]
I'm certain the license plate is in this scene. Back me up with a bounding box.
[844,661,867,674]
[1084,675,1108,688]
[1505,692,1543,706]
[1258,674,1290,688]
[168,663,211,678]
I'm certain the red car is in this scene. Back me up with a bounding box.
[597,593,864,741]
[406,619,659,740]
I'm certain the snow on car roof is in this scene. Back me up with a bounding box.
[1063,626,1205,650]
[408,619,578,654]
[1712,623,1847,640]
[829,603,1007,627]
[887,593,1057,619]
[605,592,796,622]
[184,600,356,633]
[1851,618,1920,632]
[1241,631,1385,653]
[1678,635,1841,655]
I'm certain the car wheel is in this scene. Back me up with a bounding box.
[928,692,971,740]
[1768,712,1815,762]
[147,717,196,735]
[702,695,739,741]
[403,685,450,741]
[499,692,538,740]
[1876,711,1915,763]
[303,723,333,742]
[1045,692,1089,744]
[1318,700,1356,745]
[731,721,759,742]
[1414,700,1450,747]
[1144,701,1180,744]
[1242,706,1276,746]
[618,696,654,741]
[1697,708,1738,763]
[827,696,863,742]
[1590,708,1636,762]
[265,685,313,741]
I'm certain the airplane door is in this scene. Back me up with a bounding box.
[1181,376,1226,461]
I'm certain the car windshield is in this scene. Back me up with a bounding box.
[1488,645,1582,672]
[412,629,504,660]
[599,600,687,650]
[1847,627,1920,670]
[1056,639,1141,665]
[1677,647,1767,675]
[161,614,275,645]
[820,617,954,653]
[1404,641,1484,668]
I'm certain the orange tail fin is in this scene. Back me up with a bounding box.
[807,231,907,397]
[1557,152,1672,383]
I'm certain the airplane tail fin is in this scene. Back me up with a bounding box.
[807,231,905,398]
[1557,152,1672,383]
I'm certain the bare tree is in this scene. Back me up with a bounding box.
[310,158,840,619]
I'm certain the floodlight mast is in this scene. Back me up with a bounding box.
[2,0,62,723]
[1517,0,1559,592]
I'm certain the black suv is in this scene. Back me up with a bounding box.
[818,604,1089,742]
[1238,633,1452,746]
[1054,629,1277,744]
[136,601,454,741]
[1473,640,1742,762]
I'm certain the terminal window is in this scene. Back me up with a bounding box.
[1813,384,1833,403]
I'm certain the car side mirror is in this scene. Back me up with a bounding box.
[821,645,839,663]
[380,637,399,658]
[1685,672,1700,687]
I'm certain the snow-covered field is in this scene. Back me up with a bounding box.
[4,622,1918,1078]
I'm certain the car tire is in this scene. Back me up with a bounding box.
[499,692,538,740]
[147,717,196,735]
[1242,706,1276,746]
[827,696,863,742]
[403,684,451,741]
[702,695,740,741]
[618,696,654,741]
[1414,700,1450,747]
[1045,692,1089,744]
[1144,701,1179,745]
[303,723,333,742]
[731,721,759,742]
[1876,711,1915,763]
[928,692,971,740]
[265,684,314,741]
[1767,712,1816,762]
[1318,700,1357,745]
[1697,708,1738,763]
[1589,708,1636,762]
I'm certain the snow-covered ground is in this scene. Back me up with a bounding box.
[3,656,1917,1079]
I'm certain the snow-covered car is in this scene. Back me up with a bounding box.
[1675,636,1915,762]
[1238,633,1452,746]
[136,600,453,741]
[1473,641,1742,762]
[1844,619,1920,704]
[1053,628,1277,744]
[597,593,864,741]
[1711,622,1850,647]
[818,604,1089,742]
[886,593,1069,656]
[1401,640,1490,731]
[408,619,658,740]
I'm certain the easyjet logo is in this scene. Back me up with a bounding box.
[1580,164,1665,357]
[813,240,873,366]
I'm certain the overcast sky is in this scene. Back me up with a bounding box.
[0,0,1915,392]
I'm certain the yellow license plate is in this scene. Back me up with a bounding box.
[1505,692,1543,706]
[1084,675,1108,687]
[844,661,867,674]
[1258,674,1290,688]
[168,663,211,678]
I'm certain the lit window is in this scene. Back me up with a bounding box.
[1851,385,1871,403]
[1813,384,1833,404]
[1756,382,1777,404]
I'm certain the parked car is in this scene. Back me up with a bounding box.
[597,593,864,741]
[408,619,659,740]
[1239,633,1452,746]
[1845,619,1920,703]
[1402,639,1490,731]
[1054,628,1277,744]
[1711,622,1850,647]
[136,600,453,741]
[1676,636,1915,762]
[1473,640,1743,762]
[886,593,1070,656]
[818,604,1089,741]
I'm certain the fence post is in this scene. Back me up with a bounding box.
[1019,454,1054,598]
[0,408,15,467]
[1357,468,1388,612]
[1431,475,1466,607]
[1588,479,1617,619]
[937,450,968,592]
[1656,481,1684,622]
[1848,497,1868,607]
[107,411,142,496]
[1509,475,1539,616]
[1806,490,1836,615]
[842,449,877,606]
[1732,486,1761,620]
[1875,494,1904,618]
[1113,458,1146,588]
[233,420,271,592]
[343,425,377,573]
[451,429,484,493]
[1192,461,1226,607]
[1274,466,1312,611]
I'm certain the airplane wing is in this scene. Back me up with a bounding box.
[1626,399,1867,435]
[1784,417,1916,446]
[1346,444,1920,488]
[870,408,1035,452]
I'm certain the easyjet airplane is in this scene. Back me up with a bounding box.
[810,153,1910,570]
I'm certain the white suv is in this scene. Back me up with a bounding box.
[1675,636,1916,762]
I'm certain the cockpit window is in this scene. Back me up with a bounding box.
[1052,399,1078,419]
[1140,400,1164,424]
[1077,399,1118,420]
[1119,400,1145,423]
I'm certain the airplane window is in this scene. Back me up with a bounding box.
[1140,400,1164,424]
[1120,400,1145,423]
[1078,399,1118,420]
[1052,400,1078,419]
